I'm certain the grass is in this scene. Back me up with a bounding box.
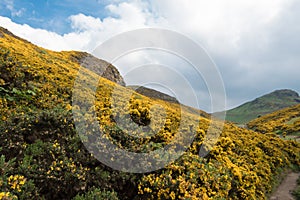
[223,89,300,124]
[286,117,300,125]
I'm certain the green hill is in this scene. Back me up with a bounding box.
[0,27,299,200]
[222,89,300,124]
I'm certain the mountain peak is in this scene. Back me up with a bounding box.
[268,89,299,98]
[223,89,300,124]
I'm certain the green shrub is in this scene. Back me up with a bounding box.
[73,188,119,200]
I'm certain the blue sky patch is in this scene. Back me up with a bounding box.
[0,0,110,34]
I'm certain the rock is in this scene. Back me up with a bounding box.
[70,52,125,86]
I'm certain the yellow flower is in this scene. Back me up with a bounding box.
[65,104,72,111]
[53,142,59,148]
[144,187,152,193]
[8,175,26,192]
[0,192,11,199]
[170,191,176,200]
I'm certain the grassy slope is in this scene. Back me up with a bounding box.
[248,104,300,139]
[0,27,299,200]
[223,89,300,124]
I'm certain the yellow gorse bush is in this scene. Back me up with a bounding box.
[248,104,300,135]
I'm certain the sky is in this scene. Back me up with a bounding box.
[0,0,299,112]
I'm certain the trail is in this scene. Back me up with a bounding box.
[269,172,300,200]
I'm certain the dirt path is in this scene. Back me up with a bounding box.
[269,172,300,200]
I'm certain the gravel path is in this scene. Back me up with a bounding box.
[270,172,300,200]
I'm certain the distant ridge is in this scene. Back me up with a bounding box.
[220,89,300,124]
[127,85,179,104]
[127,85,210,118]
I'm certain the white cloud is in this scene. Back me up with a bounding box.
[69,13,103,32]
[0,0,299,110]
[1,0,292,53]
[151,0,292,54]
[0,1,157,51]
[0,16,73,50]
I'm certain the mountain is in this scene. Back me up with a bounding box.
[222,89,300,124]
[0,27,299,200]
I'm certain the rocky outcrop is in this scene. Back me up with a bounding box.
[70,52,125,86]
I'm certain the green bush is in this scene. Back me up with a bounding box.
[73,188,119,200]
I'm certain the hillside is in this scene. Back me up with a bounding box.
[222,89,300,124]
[0,27,299,200]
[247,104,300,141]
[127,85,179,104]
[127,85,210,119]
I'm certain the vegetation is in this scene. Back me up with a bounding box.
[293,176,300,200]
[221,89,300,124]
[247,104,300,142]
[0,27,300,199]
[127,85,179,104]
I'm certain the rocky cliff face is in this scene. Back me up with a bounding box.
[70,52,125,86]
